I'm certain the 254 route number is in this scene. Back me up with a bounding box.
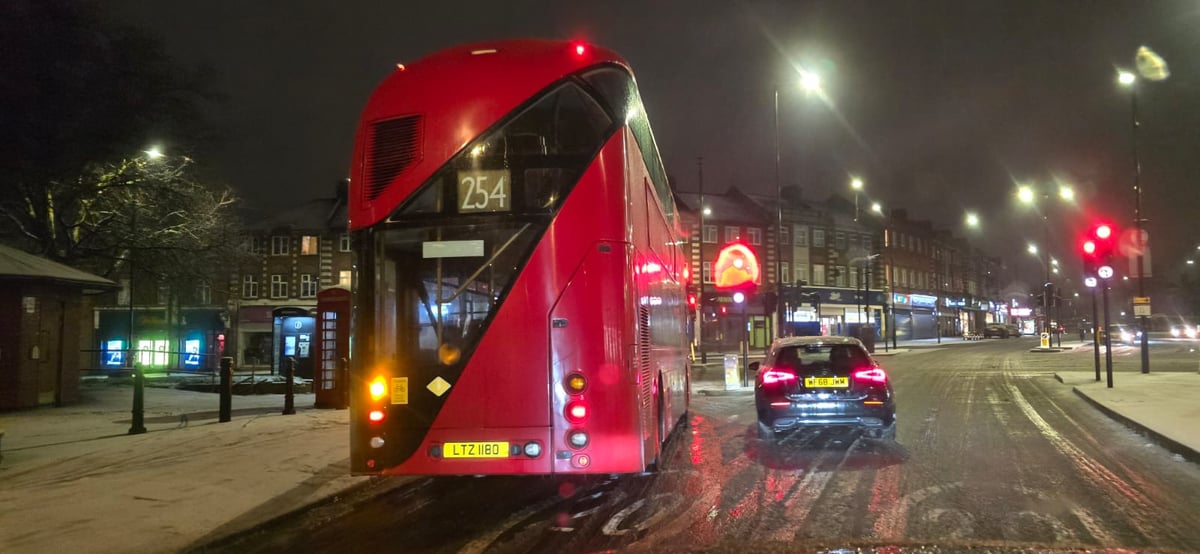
[457,170,510,213]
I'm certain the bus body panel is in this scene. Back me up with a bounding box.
[349,40,628,231]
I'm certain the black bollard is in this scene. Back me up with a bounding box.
[337,357,349,410]
[128,366,147,435]
[282,356,296,415]
[219,357,233,422]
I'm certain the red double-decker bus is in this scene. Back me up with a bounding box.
[348,39,690,475]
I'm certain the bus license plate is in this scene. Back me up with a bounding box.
[444,441,509,459]
[804,376,849,388]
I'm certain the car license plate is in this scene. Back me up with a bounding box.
[444,441,509,459]
[804,376,849,388]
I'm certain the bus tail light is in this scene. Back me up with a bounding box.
[567,430,589,449]
[369,377,387,401]
[565,374,587,394]
[368,410,386,423]
[566,401,588,423]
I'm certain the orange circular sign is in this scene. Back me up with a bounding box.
[712,243,760,290]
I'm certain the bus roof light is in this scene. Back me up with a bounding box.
[574,43,586,56]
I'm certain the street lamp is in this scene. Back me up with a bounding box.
[851,177,864,221]
[774,67,824,341]
[1018,182,1074,346]
[1118,45,1169,374]
[965,212,980,228]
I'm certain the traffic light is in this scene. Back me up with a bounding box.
[1080,222,1117,279]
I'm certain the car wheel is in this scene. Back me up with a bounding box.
[868,423,897,442]
[757,420,775,441]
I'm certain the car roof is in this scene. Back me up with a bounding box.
[771,336,865,348]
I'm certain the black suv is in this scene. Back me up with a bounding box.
[753,336,896,442]
[982,323,1019,338]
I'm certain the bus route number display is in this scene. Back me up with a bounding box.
[457,170,511,213]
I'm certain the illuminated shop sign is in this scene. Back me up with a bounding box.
[909,294,938,308]
[104,340,125,367]
[712,243,760,290]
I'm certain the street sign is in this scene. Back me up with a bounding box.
[1133,296,1150,316]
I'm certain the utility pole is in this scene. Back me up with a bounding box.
[697,156,706,364]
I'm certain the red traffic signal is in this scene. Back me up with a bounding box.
[1080,222,1117,278]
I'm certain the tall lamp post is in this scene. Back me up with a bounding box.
[868,201,897,347]
[773,68,823,341]
[1018,183,1074,346]
[1118,46,1169,374]
[697,157,706,363]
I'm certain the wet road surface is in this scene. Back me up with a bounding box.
[205,339,1200,552]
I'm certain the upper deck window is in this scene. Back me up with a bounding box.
[389,81,612,220]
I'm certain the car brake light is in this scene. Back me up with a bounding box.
[853,367,888,384]
[761,367,797,384]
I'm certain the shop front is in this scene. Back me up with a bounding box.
[95,307,225,372]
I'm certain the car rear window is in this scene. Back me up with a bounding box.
[772,344,870,373]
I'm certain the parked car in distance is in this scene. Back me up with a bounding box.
[753,336,896,442]
[982,323,1020,338]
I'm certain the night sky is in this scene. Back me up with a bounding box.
[106,1,1200,284]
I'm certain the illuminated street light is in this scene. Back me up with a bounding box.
[144,146,165,160]
[800,69,822,93]
[703,207,711,216]
[965,212,980,228]
[1017,185,1035,204]
[1188,260,1195,265]
[1028,244,1038,255]
[1119,46,1170,374]
[1058,185,1075,202]
[850,178,863,221]
[1051,258,1059,266]
[773,65,825,341]
[871,202,883,215]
